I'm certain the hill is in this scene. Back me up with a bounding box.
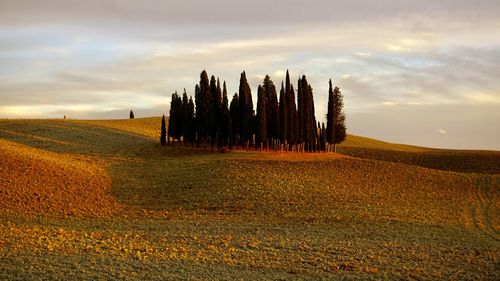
[0,118,498,280]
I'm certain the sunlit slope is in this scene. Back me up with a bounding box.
[0,139,122,218]
[341,134,428,152]
[74,117,161,139]
[0,119,154,156]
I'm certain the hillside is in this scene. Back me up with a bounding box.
[0,118,499,280]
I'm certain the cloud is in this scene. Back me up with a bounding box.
[435,129,447,135]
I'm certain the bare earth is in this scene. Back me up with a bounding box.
[0,117,499,280]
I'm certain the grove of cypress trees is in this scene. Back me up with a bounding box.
[256,85,267,151]
[160,69,344,153]
[129,109,134,119]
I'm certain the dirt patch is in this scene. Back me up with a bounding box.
[0,139,123,218]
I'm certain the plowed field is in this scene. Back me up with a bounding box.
[1,118,498,280]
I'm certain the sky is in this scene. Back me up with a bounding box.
[1,0,499,150]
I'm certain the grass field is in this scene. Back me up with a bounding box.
[1,117,499,279]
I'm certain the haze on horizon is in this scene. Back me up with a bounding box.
[1,0,499,150]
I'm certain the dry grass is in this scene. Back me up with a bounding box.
[0,118,499,280]
[0,139,123,218]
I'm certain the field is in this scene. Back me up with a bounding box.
[1,117,499,279]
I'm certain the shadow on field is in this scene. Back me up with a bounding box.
[339,146,500,174]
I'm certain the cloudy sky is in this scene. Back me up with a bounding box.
[1,0,499,150]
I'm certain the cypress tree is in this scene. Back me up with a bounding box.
[256,85,267,151]
[279,81,288,150]
[181,89,189,144]
[296,75,317,152]
[320,122,327,152]
[263,75,279,150]
[194,84,201,145]
[297,77,304,151]
[333,86,346,151]
[187,96,195,145]
[129,109,134,119]
[160,114,167,145]
[326,79,335,152]
[209,75,218,146]
[196,70,211,145]
[169,92,183,142]
[309,84,318,152]
[216,78,223,146]
[287,82,298,152]
[220,81,230,148]
[167,93,175,144]
[229,93,239,147]
[238,71,254,148]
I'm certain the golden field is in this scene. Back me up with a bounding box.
[0,117,499,279]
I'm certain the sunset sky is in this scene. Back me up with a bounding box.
[1,0,499,150]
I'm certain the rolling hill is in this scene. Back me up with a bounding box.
[0,117,498,280]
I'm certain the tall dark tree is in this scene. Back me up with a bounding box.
[208,75,218,146]
[309,84,318,152]
[187,96,195,144]
[326,79,335,151]
[160,114,167,145]
[196,70,211,145]
[215,78,223,146]
[333,86,346,151]
[320,122,327,152]
[219,81,230,148]
[297,77,304,151]
[297,75,317,152]
[229,93,239,147]
[168,92,183,143]
[181,89,189,144]
[286,72,298,152]
[279,82,288,150]
[238,71,254,148]
[129,109,134,119]
[256,85,267,150]
[263,75,280,150]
